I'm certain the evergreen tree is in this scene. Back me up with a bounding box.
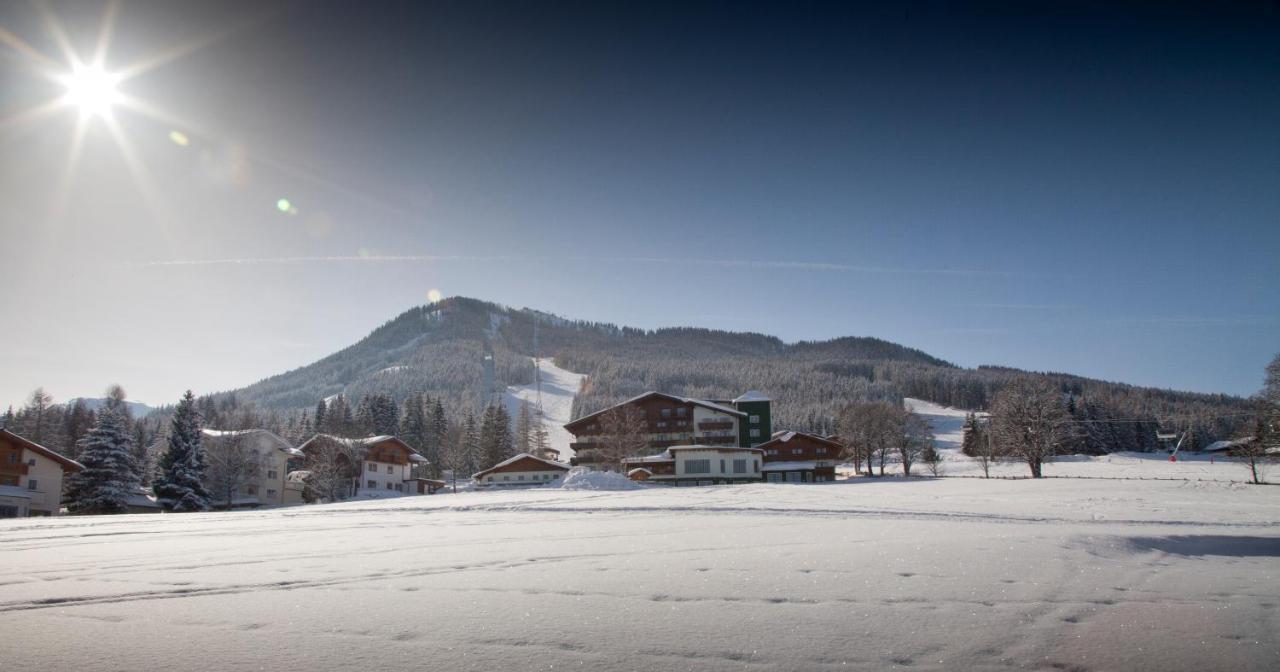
[460,410,481,475]
[154,391,212,512]
[429,397,448,477]
[479,404,513,468]
[531,407,552,459]
[66,408,139,515]
[515,400,533,455]
[313,399,327,435]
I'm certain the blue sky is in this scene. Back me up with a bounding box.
[0,1,1276,407]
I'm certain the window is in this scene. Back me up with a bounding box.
[766,449,778,456]
[793,448,803,455]
[750,415,760,424]
[817,448,827,455]
[367,480,376,488]
[395,484,403,492]
[503,475,510,481]
[656,421,667,428]
[267,489,277,497]
[267,470,278,479]
[27,479,37,491]
[28,458,36,466]
[367,463,376,472]
[684,459,711,474]
[754,461,760,473]
[660,408,671,418]
[720,459,725,473]
[247,485,258,495]
[0,505,19,518]
[733,459,747,474]
[386,483,394,490]
[676,408,687,417]
[750,429,761,438]
[6,453,15,463]
[518,475,525,481]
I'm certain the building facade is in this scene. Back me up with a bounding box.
[757,431,841,483]
[297,434,429,498]
[201,428,306,508]
[473,453,570,487]
[565,391,773,466]
[623,445,764,485]
[0,429,84,517]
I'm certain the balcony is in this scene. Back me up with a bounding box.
[697,421,734,431]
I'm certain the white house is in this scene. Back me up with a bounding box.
[201,428,306,508]
[0,428,84,517]
[297,434,429,498]
[472,453,570,487]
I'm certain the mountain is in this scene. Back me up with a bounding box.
[221,297,1251,452]
[67,397,157,419]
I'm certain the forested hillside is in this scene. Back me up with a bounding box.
[3,297,1254,459]
[222,297,1248,452]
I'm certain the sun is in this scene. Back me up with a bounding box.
[59,63,122,118]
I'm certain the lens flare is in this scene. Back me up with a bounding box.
[59,63,121,117]
[427,289,443,303]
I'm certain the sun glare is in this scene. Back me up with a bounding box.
[60,64,122,117]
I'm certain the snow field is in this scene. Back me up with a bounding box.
[2,478,1277,671]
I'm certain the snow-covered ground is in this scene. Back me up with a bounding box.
[3,479,1277,671]
[899,398,1264,482]
[503,357,585,460]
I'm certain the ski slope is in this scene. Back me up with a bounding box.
[2,479,1276,671]
[503,357,586,460]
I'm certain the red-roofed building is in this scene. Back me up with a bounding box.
[0,429,84,517]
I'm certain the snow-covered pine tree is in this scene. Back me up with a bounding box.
[66,408,139,514]
[154,391,212,512]
[313,399,327,433]
[531,407,551,459]
[515,400,533,455]
[428,398,447,477]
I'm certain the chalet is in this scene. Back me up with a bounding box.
[623,445,763,486]
[472,453,570,487]
[0,429,83,517]
[565,390,773,466]
[201,428,306,508]
[297,434,429,498]
[756,431,841,483]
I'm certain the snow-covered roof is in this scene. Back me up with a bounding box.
[202,428,305,457]
[0,428,84,472]
[627,468,652,476]
[628,452,675,463]
[567,391,746,428]
[733,390,770,403]
[762,460,825,472]
[472,452,570,479]
[0,485,33,500]
[286,470,311,483]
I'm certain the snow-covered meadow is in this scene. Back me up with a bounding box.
[3,478,1277,671]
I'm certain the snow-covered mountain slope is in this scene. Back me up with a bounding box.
[2,480,1276,671]
[502,358,586,460]
[904,397,984,452]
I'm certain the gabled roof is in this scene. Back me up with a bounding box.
[472,452,569,480]
[755,430,842,451]
[0,428,83,472]
[565,391,746,430]
[202,428,305,457]
[297,434,427,463]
